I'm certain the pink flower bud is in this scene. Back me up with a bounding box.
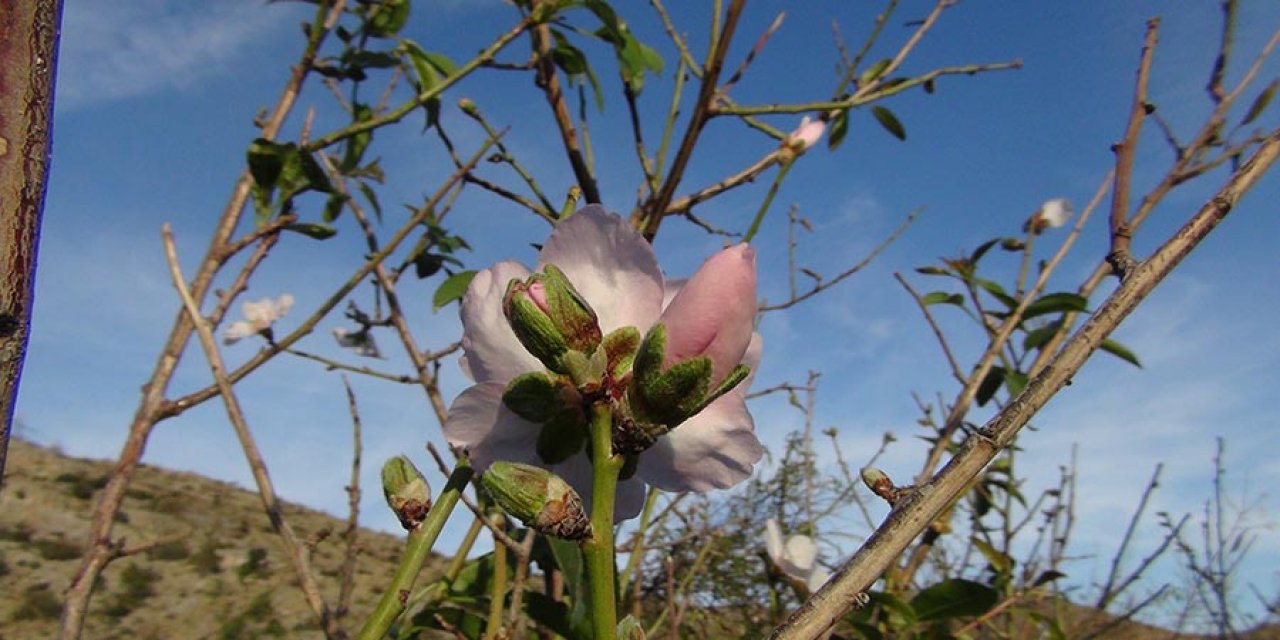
[656,244,757,388]
[787,116,826,151]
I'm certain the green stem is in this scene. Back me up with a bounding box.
[582,402,622,640]
[743,159,795,243]
[356,460,473,640]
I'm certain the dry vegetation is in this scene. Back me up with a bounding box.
[0,438,443,640]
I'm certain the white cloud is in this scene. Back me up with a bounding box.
[57,0,296,110]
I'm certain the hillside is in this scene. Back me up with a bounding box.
[0,438,439,639]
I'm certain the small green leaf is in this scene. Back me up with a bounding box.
[871,105,906,141]
[356,181,383,222]
[433,270,477,311]
[859,58,892,87]
[1022,292,1089,320]
[1022,321,1062,351]
[970,537,1013,575]
[827,109,850,150]
[915,265,950,276]
[975,366,1006,407]
[1100,338,1142,368]
[1033,570,1067,587]
[975,278,1018,309]
[321,193,347,223]
[1004,369,1029,397]
[340,103,374,172]
[922,291,964,307]
[283,223,337,240]
[910,578,999,621]
[366,0,409,37]
[867,591,918,628]
[1241,78,1278,126]
[969,238,1000,265]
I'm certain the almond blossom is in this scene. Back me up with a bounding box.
[442,205,764,520]
[765,518,831,592]
[787,116,827,151]
[223,294,293,345]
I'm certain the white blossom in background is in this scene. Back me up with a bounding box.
[332,327,382,358]
[223,294,293,345]
[1024,198,1074,234]
[765,518,830,592]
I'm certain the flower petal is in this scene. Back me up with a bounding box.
[765,518,785,562]
[223,321,256,344]
[459,261,542,383]
[784,534,818,572]
[555,455,647,522]
[442,382,542,471]
[637,392,763,492]
[655,244,757,387]
[538,205,664,334]
[806,566,831,592]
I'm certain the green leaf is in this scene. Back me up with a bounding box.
[1027,611,1069,640]
[915,265,950,276]
[433,271,477,311]
[859,58,892,87]
[356,181,383,222]
[866,591,918,629]
[827,109,850,150]
[969,238,1000,266]
[922,291,964,307]
[340,103,374,172]
[283,222,337,240]
[366,0,409,38]
[1033,570,1067,587]
[1022,292,1089,320]
[975,278,1018,309]
[871,105,906,141]
[1241,78,1278,126]
[910,578,998,621]
[402,39,441,94]
[1022,321,1063,351]
[975,366,1006,407]
[1004,369,1028,398]
[551,30,604,111]
[969,537,1013,575]
[1100,338,1142,368]
[321,193,347,223]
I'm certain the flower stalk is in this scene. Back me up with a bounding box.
[356,459,473,640]
[583,401,624,640]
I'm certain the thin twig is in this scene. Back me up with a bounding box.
[162,224,342,639]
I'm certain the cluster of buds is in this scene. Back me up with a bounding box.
[482,242,757,538]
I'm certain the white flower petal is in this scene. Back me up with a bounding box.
[765,518,785,562]
[442,382,542,471]
[459,261,541,383]
[638,393,763,492]
[537,205,664,333]
[785,534,818,572]
[222,321,256,344]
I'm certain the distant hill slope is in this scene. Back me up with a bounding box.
[1,438,437,639]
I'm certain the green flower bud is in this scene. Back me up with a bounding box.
[381,456,432,530]
[502,265,602,374]
[482,462,592,541]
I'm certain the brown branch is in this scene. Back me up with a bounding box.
[58,4,342,635]
[162,224,343,638]
[531,13,600,204]
[336,376,363,622]
[1107,18,1160,278]
[635,0,747,240]
[0,0,59,488]
[769,128,1280,639]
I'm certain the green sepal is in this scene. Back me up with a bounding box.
[502,371,564,423]
[541,265,602,353]
[505,281,570,371]
[602,325,640,379]
[537,409,589,465]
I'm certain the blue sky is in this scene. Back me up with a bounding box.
[16,0,1280,628]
